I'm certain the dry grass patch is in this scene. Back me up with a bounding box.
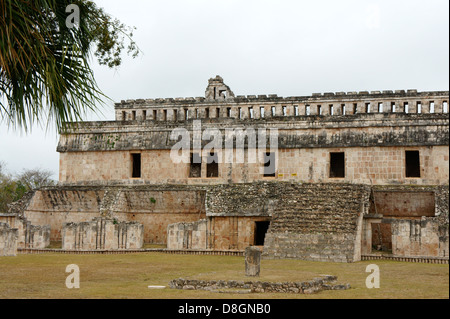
[0,253,448,299]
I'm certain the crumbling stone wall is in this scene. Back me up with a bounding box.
[167,219,208,250]
[0,223,18,256]
[62,217,143,250]
[391,219,448,257]
[362,185,450,257]
[168,276,350,294]
[0,214,50,249]
[21,186,205,244]
[262,183,371,263]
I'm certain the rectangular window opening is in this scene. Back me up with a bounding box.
[254,221,270,246]
[132,111,136,121]
[163,109,167,121]
[353,103,358,114]
[417,102,422,114]
[294,105,299,116]
[189,153,202,178]
[260,107,265,118]
[206,152,219,178]
[330,152,345,178]
[282,106,287,116]
[184,109,189,121]
[227,108,232,118]
[173,109,178,121]
[342,104,346,115]
[444,101,448,114]
[131,154,141,178]
[365,103,371,113]
[404,102,409,114]
[154,110,158,121]
[216,108,220,118]
[430,101,435,114]
[249,107,254,119]
[405,151,421,178]
[318,105,322,115]
[391,102,396,113]
[306,105,311,115]
[271,106,276,117]
[263,152,276,177]
[142,110,147,121]
[378,103,383,113]
[205,108,210,118]
[122,111,126,121]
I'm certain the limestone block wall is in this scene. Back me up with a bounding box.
[391,219,448,257]
[167,219,207,250]
[62,218,144,250]
[21,186,205,244]
[0,223,18,256]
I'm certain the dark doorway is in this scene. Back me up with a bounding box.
[189,153,202,178]
[131,153,141,178]
[254,221,270,246]
[206,152,219,178]
[405,151,420,178]
[371,223,392,253]
[263,152,276,177]
[330,152,345,178]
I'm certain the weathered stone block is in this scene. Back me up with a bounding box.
[245,246,262,277]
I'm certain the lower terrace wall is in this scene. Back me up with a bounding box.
[21,186,205,244]
[7,182,449,261]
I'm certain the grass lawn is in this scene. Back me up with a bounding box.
[0,253,448,299]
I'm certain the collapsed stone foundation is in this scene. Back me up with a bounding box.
[168,276,350,294]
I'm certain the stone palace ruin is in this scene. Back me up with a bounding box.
[1,76,448,262]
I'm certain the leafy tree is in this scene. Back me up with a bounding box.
[16,168,56,190]
[0,0,140,132]
[0,163,55,212]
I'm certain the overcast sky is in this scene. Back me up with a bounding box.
[0,0,448,180]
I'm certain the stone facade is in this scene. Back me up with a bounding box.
[4,76,449,260]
